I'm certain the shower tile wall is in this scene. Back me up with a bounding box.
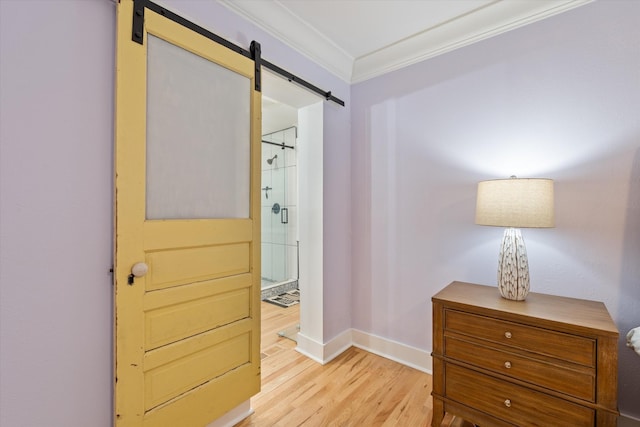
[261,127,297,287]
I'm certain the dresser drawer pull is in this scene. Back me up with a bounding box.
[504,331,512,339]
[504,361,512,369]
[504,399,512,408]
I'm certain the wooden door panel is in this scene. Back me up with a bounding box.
[142,363,257,427]
[143,219,252,250]
[143,274,252,310]
[145,243,250,291]
[144,333,251,409]
[144,319,252,372]
[145,287,250,349]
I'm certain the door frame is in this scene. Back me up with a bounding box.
[261,72,325,363]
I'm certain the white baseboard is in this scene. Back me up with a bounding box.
[619,413,640,427]
[296,328,431,373]
[351,329,432,373]
[296,330,353,364]
[205,400,253,427]
[322,328,353,363]
[295,332,325,364]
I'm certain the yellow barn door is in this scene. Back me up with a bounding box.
[114,1,261,426]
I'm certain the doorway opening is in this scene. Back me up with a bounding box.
[260,70,323,348]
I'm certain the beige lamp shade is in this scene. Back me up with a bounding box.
[475,178,555,228]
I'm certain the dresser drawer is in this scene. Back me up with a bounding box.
[444,335,595,401]
[445,363,594,426]
[444,309,595,367]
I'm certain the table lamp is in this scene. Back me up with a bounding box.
[475,176,554,301]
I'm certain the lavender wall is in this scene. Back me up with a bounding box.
[0,1,350,426]
[322,101,352,341]
[351,0,640,417]
[0,1,115,425]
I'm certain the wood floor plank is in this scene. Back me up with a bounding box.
[235,301,466,427]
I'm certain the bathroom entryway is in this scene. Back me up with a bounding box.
[261,69,324,362]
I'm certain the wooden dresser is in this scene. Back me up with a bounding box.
[431,281,619,427]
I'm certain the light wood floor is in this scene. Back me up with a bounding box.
[235,301,472,427]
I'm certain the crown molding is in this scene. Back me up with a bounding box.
[219,0,593,84]
[218,0,353,83]
[351,0,594,83]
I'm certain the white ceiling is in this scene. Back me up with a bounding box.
[219,0,592,83]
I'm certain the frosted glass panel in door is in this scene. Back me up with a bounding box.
[146,35,250,219]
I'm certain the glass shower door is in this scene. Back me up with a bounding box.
[261,127,298,289]
[261,127,297,288]
[262,155,287,283]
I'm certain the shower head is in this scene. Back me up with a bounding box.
[267,154,278,165]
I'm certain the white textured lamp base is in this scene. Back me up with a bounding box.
[498,227,530,301]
